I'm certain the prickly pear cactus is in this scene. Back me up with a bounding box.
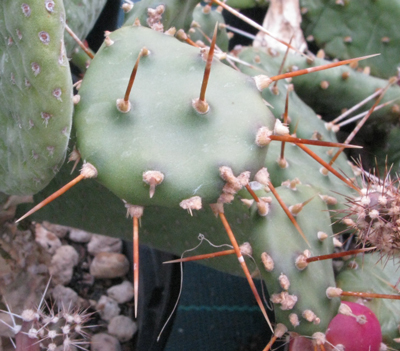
[73,25,274,207]
[0,0,73,195]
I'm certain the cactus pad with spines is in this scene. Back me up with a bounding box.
[0,0,73,195]
[73,26,274,208]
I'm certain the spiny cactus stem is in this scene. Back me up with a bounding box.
[270,135,362,149]
[64,24,94,59]
[211,0,307,58]
[163,249,235,264]
[340,291,400,300]
[133,216,139,318]
[16,163,97,223]
[218,211,273,332]
[295,143,361,194]
[268,181,310,246]
[193,24,218,114]
[328,77,398,167]
[306,247,375,263]
[269,54,380,85]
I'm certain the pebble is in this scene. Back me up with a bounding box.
[49,245,79,285]
[96,295,120,321]
[91,333,121,351]
[90,253,129,279]
[41,221,69,238]
[108,315,138,342]
[68,227,92,243]
[52,285,79,309]
[107,280,134,304]
[87,234,122,255]
[34,223,62,255]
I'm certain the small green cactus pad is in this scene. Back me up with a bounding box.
[123,0,201,32]
[251,184,339,335]
[189,4,229,52]
[300,0,400,79]
[74,26,274,208]
[63,0,107,56]
[0,0,73,195]
[336,253,400,348]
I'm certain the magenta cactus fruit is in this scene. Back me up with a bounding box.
[325,301,382,351]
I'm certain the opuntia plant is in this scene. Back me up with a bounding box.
[2,0,400,350]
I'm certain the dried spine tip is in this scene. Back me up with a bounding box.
[210,202,224,216]
[104,31,114,46]
[239,242,252,256]
[326,287,343,298]
[255,127,272,146]
[274,119,289,135]
[142,171,164,198]
[312,332,326,346]
[124,202,144,218]
[192,98,209,114]
[317,231,328,241]
[320,167,329,176]
[165,27,176,36]
[116,98,131,113]
[289,313,299,327]
[270,292,298,310]
[302,309,317,322]
[80,162,98,178]
[122,1,134,12]
[179,196,202,216]
[73,95,81,104]
[253,75,273,91]
[278,273,290,290]
[254,167,270,186]
[289,203,303,215]
[274,323,288,337]
[295,250,310,270]
[257,199,269,216]
[241,198,254,208]
[319,194,338,205]
[333,237,343,248]
[261,252,274,271]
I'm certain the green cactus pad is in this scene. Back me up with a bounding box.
[73,26,274,208]
[250,184,339,335]
[300,0,400,79]
[0,0,73,195]
[336,253,400,348]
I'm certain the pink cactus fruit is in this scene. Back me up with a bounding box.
[325,301,382,351]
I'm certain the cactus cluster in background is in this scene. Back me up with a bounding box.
[2,0,400,350]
